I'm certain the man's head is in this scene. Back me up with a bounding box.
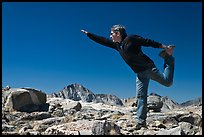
[110,24,127,43]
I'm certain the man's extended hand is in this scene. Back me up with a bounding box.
[161,44,175,49]
[81,29,88,35]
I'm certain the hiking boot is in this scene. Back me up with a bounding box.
[159,45,175,58]
[135,122,147,130]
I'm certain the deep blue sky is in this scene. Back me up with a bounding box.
[2,2,202,104]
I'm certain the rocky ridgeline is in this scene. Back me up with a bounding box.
[2,84,202,135]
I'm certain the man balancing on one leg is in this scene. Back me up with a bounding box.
[81,24,175,130]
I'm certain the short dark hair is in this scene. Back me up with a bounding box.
[111,24,127,40]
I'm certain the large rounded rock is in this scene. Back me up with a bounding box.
[3,88,48,113]
[147,93,163,112]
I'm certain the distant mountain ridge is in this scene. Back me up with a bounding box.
[49,83,124,106]
[48,83,202,108]
[180,97,202,107]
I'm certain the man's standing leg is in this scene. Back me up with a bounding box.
[135,70,150,129]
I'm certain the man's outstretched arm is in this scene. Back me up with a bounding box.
[130,35,175,50]
[81,29,118,51]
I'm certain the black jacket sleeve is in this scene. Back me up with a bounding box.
[87,32,118,51]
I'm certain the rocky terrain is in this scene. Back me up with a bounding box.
[2,84,202,135]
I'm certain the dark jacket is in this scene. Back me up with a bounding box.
[87,32,162,73]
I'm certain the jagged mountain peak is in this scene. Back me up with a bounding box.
[50,83,124,106]
[63,83,93,94]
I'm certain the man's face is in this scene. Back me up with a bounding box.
[110,31,121,43]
